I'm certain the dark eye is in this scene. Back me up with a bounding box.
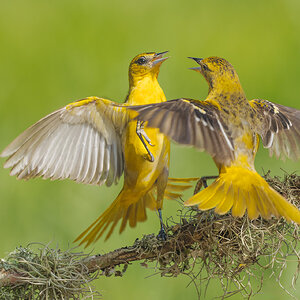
[136,56,147,65]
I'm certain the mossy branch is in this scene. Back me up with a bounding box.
[0,172,299,299]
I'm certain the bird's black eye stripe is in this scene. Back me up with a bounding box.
[136,56,147,65]
[202,64,209,71]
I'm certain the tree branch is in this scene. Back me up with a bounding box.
[0,172,299,299]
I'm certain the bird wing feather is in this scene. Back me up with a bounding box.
[1,97,128,186]
[129,98,235,165]
[250,99,300,160]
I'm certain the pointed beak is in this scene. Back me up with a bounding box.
[152,51,169,66]
[188,57,203,72]
[188,57,203,65]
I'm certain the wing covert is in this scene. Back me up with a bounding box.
[130,98,234,164]
[250,99,300,160]
[1,97,128,186]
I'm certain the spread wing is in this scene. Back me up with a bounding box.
[1,97,128,186]
[250,99,300,160]
[130,98,234,164]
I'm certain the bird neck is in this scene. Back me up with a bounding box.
[126,74,166,105]
[206,77,247,106]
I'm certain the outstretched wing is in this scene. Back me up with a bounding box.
[250,99,300,160]
[1,97,128,186]
[130,98,234,164]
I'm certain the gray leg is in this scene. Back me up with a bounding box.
[157,208,167,241]
[136,121,154,162]
[156,167,169,241]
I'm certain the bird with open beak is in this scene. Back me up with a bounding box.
[1,51,197,246]
[130,56,300,224]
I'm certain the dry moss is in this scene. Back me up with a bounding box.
[152,172,300,298]
[0,244,101,299]
[0,172,299,299]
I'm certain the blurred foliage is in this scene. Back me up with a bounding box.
[0,0,299,299]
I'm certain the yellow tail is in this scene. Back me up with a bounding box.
[185,167,300,224]
[75,177,198,247]
[165,177,199,200]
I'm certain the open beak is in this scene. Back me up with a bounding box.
[188,56,203,72]
[152,51,169,66]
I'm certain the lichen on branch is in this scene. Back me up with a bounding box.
[0,172,299,299]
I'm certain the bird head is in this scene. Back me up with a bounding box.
[129,52,169,84]
[188,56,241,92]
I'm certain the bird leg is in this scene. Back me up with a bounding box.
[156,208,167,241]
[194,176,218,194]
[136,120,154,162]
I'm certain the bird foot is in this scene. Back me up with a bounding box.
[136,121,155,162]
[157,208,167,240]
[157,228,167,241]
[137,126,154,146]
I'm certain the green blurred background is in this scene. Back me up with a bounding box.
[0,0,299,299]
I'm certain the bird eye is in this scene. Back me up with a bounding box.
[136,56,147,65]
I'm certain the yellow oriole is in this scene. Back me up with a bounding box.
[0,52,196,246]
[130,56,300,223]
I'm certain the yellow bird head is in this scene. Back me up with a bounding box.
[189,56,241,92]
[129,52,169,81]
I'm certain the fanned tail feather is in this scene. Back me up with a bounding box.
[75,177,198,247]
[167,177,199,183]
[74,190,150,247]
[185,167,300,223]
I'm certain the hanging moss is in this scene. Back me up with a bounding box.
[0,172,299,299]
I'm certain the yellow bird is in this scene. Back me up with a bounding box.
[0,52,196,246]
[130,56,300,223]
